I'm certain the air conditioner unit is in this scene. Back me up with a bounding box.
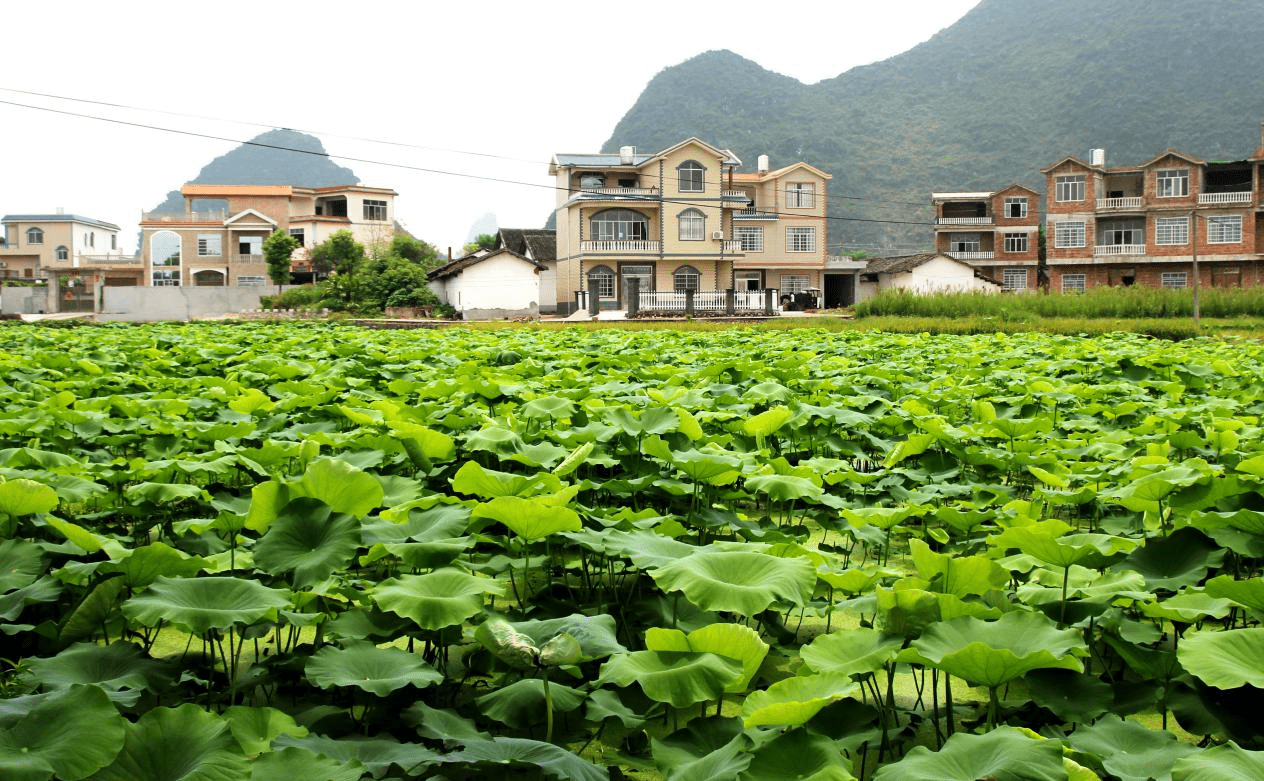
[711,231,724,240]
[0,262,7,268]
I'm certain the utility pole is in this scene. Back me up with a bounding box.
[1189,210,1201,327]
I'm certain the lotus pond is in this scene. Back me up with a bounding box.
[2,321,1264,780]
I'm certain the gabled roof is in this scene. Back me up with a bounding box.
[224,208,277,227]
[863,252,1000,284]
[1137,148,1205,168]
[1039,155,1101,174]
[651,137,742,167]
[733,161,832,182]
[428,247,543,281]
[551,137,741,173]
[497,228,556,262]
[2,214,120,230]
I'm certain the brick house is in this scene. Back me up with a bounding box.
[1042,135,1264,292]
[932,184,1042,290]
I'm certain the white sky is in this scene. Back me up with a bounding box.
[0,0,978,255]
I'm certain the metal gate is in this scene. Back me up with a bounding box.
[59,279,95,313]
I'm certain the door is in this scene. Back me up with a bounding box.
[620,264,653,308]
[823,273,854,308]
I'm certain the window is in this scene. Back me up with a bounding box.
[363,199,388,220]
[152,269,181,286]
[950,233,980,253]
[1055,175,1085,202]
[1155,216,1189,245]
[1002,268,1028,290]
[26,227,43,245]
[1054,221,1086,248]
[578,173,606,189]
[786,183,815,208]
[1207,215,1243,243]
[588,265,615,298]
[591,209,648,241]
[239,236,263,256]
[1156,168,1189,197]
[677,160,704,192]
[1003,233,1029,253]
[1101,226,1142,245]
[289,228,305,246]
[55,246,68,261]
[678,209,705,241]
[735,226,764,252]
[1161,271,1188,289]
[673,265,701,292]
[1062,273,1086,292]
[787,227,816,252]
[111,235,117,250]
[86,232,95,247]
[197,234,222,256]
[236,276,266,286]
[780,275,810,295]
[736,271,762,290]
[1005,197,1028,218]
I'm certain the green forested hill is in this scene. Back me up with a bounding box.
[605,0,1264,253]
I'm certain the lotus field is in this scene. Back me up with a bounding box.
[4,321,1264,780]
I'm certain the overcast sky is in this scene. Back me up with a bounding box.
[1,0,978,255]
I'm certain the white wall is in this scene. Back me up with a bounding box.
[883,257,998,294]
[444,255,540,317]
[99,286,269,321]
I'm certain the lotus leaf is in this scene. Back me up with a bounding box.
[305,641,442,696]
[1204,575,1264,611]
[22,642,171,706]
[122,576,291,636]
[800,627,903,679]
[97,542,206,590]
[872,726,1066,781]
[1068,714,1196,781]
[476,679,585,729]
[599,650,743,708]
[645,623,769,693]
[272,734,438,776]
[0,478,58,517]
[1177,627,1264,688]
[0,685,125,781]
[742,727,857,781]
[0,538,44,592]
[246,747,365,781]
[372,569,504,630]
[906,611,1085,689]
[438,737,606,781]
[251,499,361,589]
[1172,742,1264,781]
[222,706,308,755]
[741,672,859,728]
[471,495,582,540]
[650,548,816,616]
[88,703,249,781]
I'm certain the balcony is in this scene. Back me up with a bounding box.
[1094,244,1146,256]
[734,207,779,220]
[141,210,228,223]
[580,240,660,253]
[720,240,742,253]
[936,216,993,226]
[1097,197,1143,210]
[1198,191,1252,205]
[82,254,141,265]
[948,251,995,261]
[578,186,658,200]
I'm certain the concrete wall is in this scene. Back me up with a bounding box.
[99,285,268,321]
[1,286,46,314]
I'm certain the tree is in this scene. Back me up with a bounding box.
[386,235,443,273]
[310,230,365,279]
[262,231,300,291]
[461,233,497,255]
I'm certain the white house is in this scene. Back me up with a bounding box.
[427,248,544,320]
[857,253,1001,301]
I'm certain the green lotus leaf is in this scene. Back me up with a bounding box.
[476,679,585,729]
[22,643,172,706]
[875,586,1001,639]
[1204,575,1264,612]
[582,689,647,730]
[124,482,205,504]
[222,706,308,756]
[841,506,911,531]
[645,623,769,693]
[251,499,361,590]
[510,613,627,661]
[450,460,564,499]
[1068,714,1196,781]
[745,474,824,503]
[599,650,743,708]
[0,479,58,517]
[305,641,441,696]
[670,450,744,486]
[538,633,582,667]
[287,458,383,518]
[872,726,1066,781]
[1116,527,1226,591]
[742,727,857,781]
[815,565,896,595]
[1024,668,1115,724]
[372,569,504,631]
[552,441,595,477]
[743,406,793,437]
[650,548,816,616]
[58,578,126,646]
[907,611,1085,688]
[122,576,291,636]
[387,420,456,463]
[471,496,581,540]
[88,703,248,781]
[402,702,492,743]
[97,542,206,590]
[658,735,752,781]
[1140,592,1233,623]
[247,746,364,781]
[0,538,45,593]
[800,627,903,679]
[741,672,859,728]
[0,685,125,781]
[437,737,606,781]
[476,619,542,669]
[272,734,437,776]
[1172,742,1264,781]
[910,538,1009,597]
[1178,627,1264,689]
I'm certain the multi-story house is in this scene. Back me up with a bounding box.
[932,185,1042,290]
[0,212,131,283]
[139,183,397,286]
[1042,135,1264,292]
[549,138,830,313]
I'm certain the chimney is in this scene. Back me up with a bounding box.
[757,154,769,173]
[619,146,635,164]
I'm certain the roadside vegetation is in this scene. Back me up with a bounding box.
[855,286,1264,320]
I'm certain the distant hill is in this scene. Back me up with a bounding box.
[150,129,358,212]
[605,0,1264,253]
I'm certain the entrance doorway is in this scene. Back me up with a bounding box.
[620,264,653,308]
[823,273,855,308]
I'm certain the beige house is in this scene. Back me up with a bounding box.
[549,138,830,313]
[139,184,397,286]
[1,212,131,282]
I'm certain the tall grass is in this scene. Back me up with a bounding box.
[854,287,1264,320]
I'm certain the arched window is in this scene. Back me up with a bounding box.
[26,227,43,245]
[590,209,647,242]
[678,209,705,241]
[55,246,68,261]
[677,160,704,192]
[587,265,615,298]
[673,265,701,293]
[150,230,181,270]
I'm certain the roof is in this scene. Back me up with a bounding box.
[2,214,120,230]
[931,191,993,201]
[428,247,543,281]
[863,252,1000,284]
[551,138,741,173]
[497,228,556,262]
[1137,148,1205,168]
[182,185,295,196]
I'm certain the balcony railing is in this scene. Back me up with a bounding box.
[936,216,992,225]
[1097,197,1143,209]
[720,240,742,253]
[141,210,228,223]
[578,187,658,199]
[82,254,141,265]
[735,208,779,220]
[576,288,779,315]
[579,240,660,253]
[1198,191,1252,205]
[1094,244,1146,256]
[948,251,995,260]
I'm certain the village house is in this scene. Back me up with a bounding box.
[138,184,397,287]
[858,253,1001,298]
[549,138,831,314]
[931,185,1042,291]
[0,212,135,311]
